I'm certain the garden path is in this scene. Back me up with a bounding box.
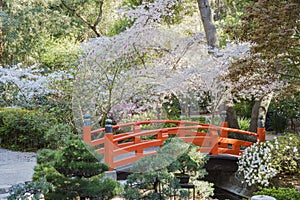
[0,148,36,199]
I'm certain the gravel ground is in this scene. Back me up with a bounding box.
[0,147,37,198]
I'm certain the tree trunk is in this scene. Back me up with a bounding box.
[249,100,260,132]
[249,93,273,132]
[226,105,239,129]
[224,93,240,129]
[197,0,218,49]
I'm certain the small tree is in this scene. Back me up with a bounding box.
[124,155,190,200]
[124,138,212,199]
[167,144,208,179]
[33,136,122,199]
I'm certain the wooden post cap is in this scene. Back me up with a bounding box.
[105,119,113,133]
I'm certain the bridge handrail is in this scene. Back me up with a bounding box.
[83,119,266,170]
[90,120,210,134]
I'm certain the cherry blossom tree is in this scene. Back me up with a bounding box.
[72,0,251,131]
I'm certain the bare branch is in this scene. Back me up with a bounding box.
[93,0,103,28]
[61,0,102,37]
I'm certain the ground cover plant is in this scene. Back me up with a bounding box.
[254,187,300,200]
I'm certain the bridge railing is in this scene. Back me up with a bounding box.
[83,117,266,170]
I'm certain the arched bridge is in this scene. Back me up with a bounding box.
[83,118,266,170]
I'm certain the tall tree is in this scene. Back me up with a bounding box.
[226,0,300,131]
[0,0,117,66]
[197,0,218,49]
[196,0,243,128]
[1,0,83,65]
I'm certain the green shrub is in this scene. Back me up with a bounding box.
[234,99,254,118]
[238,117,250,131]
[44,123,73,149]
[164,138,208,178]
[268,112,288,133]
[0,107,56,151]
[254,187,300,200]
[36,148,57,164]
[124,138,212,200]
[8,178,52,200]
[124,166,189,200]
[271,134,300,174]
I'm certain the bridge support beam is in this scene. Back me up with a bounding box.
[204,155,256,198]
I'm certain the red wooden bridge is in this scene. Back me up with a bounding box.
[83,119,266,170]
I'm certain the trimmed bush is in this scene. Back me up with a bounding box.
[254,187,300,200]
[0,107,56,151]
[124,138,212,199]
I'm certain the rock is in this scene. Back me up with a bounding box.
[251,195,276,200]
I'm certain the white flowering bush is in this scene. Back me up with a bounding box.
[238,141,278,186]
[0,64,76,125]
[0,64,71,107]
[238,134,300,187]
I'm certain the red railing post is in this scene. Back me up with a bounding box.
[177,121,185,137]
[157,129,169,146]
[220,122,228,137]
[83,113,92,144]
[219,111,228,148]
[257,115,266,142]
[219,122,228,148]
[134,123,143,155]
[210,128,219,156]
[104,119,114,170]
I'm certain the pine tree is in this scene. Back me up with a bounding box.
[33,136,122,200]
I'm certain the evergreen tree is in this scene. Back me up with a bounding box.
[33,136,122,199]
